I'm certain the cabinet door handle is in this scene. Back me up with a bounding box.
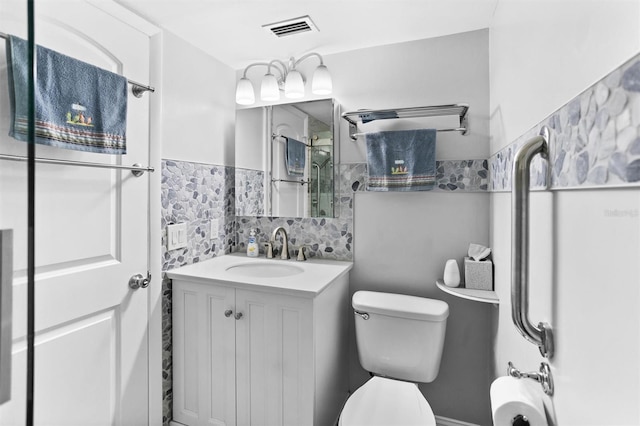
[234,312,243,320]
[224,309,233,317]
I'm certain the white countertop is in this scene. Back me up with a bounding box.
[165,253,353,297]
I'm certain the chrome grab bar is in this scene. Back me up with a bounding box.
[511,126,554,359]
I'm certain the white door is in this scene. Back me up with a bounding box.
[0,1,151,424]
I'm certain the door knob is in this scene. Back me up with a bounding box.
[224,309,233,317]
[128,271,151,290]
[235,312,243,320]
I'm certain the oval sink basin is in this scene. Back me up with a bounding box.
[225,262,304,278]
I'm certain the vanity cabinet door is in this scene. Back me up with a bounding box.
[235,289,314,426]
[173,281,236,426]
[173,281,324,426]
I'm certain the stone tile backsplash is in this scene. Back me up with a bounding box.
[161,159,235,269]
[236,163,367,261]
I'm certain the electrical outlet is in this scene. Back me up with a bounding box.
[210,219,219,240]
[167,223,187,251]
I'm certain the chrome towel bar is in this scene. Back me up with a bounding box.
[0,153,154,176]
[271,178,309,185]
[511,126,554,359]
[341,103,469,141]
[0,31,155,97]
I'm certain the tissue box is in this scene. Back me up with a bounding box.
[464,257,493,290]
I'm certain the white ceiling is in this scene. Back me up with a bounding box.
[115,0,499,70]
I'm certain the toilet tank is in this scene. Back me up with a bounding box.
[352,291,449,383]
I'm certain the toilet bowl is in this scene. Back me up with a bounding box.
[339,291,449,426]
[339,376,436,426]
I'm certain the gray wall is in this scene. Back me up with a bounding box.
[352,192,492,423]
[326,30,492,424]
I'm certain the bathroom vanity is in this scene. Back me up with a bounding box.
[166,254,352,426]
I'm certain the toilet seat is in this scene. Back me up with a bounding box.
[339,376,436,426]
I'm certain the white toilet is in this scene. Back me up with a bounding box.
[339,290,449,426]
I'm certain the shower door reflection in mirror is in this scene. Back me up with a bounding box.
[235,99,338,218]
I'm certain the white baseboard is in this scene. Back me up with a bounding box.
[169,421,185,426]
[435,415,481,426]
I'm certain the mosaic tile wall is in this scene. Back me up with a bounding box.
[161,160,235,269]
[236,163,367,261]
[490,52,640,192]
[160,159,236,425]
[434,159,488,191]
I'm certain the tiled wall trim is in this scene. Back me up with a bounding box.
[490,53,640,192]
[435,159,488,191]
[348,160,490,193]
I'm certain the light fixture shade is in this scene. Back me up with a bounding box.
[235,77,255,105]
[260,73,280,101]
[311,64,332,95]
[284,70,305,99]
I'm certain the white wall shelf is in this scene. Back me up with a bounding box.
[436,279,499,304]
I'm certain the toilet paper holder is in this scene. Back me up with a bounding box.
[507,361,554,396]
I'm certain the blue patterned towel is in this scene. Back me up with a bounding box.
[285,136,306,176]
[6,35,128,154]
[365,129,437,191]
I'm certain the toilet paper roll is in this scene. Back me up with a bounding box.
[490,376,547,426]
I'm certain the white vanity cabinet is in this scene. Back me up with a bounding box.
[168,255,351,426]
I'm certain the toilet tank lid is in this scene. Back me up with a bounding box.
[352,291,449,321]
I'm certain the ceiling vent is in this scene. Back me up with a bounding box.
[263,16,319,38]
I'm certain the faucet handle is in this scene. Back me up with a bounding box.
[296,246,307,261]
[281,246,290,260]
[265,242,273,259]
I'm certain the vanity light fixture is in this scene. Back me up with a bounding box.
[235,52,332,105]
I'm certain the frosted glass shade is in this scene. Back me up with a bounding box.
[285,70,305,99]
[260,73,280,101]
[235,77,255,105]
[312,64,332,95]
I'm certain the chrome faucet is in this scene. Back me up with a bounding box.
[271,226,290,260]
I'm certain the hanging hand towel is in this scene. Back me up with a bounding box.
[365,129,437,191]
[285,136,306,176]
[5,35,128,154]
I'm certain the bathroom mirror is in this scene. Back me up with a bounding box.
[235,99,338,218]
